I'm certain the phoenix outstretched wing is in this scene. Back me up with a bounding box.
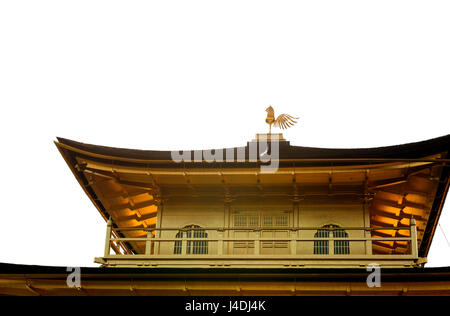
[273,114,298,129]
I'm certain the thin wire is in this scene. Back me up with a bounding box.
[439,223,450,250]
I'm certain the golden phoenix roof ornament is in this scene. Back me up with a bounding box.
[265,106,299,134]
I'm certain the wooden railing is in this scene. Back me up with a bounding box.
[102,219,419,259]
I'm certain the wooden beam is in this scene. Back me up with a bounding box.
[117,211,157,222]
[371,230,409,239]
[373,240,408,250]
[369,177,408,190]
[84,168,156,191]
[372,208,426,222]
[109,199,157,212]
[410,172,440,182]
[103,189,152,199]
[371,220,424,232]
[373,197,428,211]
[372,210,405,223]
[375,187,430,198]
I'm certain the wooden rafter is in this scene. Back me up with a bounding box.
[371,209,426,223]
[373,198,428,211]
[373,240,408,249]
[371,230,409,239]
[102,188,151,199]
[116,211,157,222]
[371,219,424,232]
[375,187,430,198]
[369,176,408,190]
[109,199,156,212]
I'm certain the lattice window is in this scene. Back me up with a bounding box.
[314,228,329,254]
[234,215,259,227]
[262,215,288,228]
[263,216,273,227]
[234,215,248,227]
[248,216,259,227]
[191,228,208,254]
[262,214,289,250]
[275,215,288,227]
[233,215,258,251]
[173,225,208,255]
[173,231,184,254]
[314,225,349,255]
[232,212,290,254]
[333,228,350,255]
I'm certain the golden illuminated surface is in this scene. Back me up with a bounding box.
[2,266,450,296]
[54,136,450,258]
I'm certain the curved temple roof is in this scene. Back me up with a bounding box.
[57,134,450,164]
[55,134,450,259]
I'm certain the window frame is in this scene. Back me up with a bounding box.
[174,225,208,255]
[314,224,350,255]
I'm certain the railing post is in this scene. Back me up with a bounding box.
[182,234,188,255]
[254,231,260,255]
[218,230,224,255]
[291,229,297,255]
[411,218,418,258]
[364,228,373,255]
[145,231,153,256]
[329,229,334,255]
[363,203,373,255]
[104,218,112,257]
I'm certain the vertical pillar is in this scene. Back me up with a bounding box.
[363,201,373,255]
[145,231,153,256]
[411,218,418,258]
[293,202,299,229]
[224,195,232,255]
[218,230,224,255]
[363,170,373,256]
[329,228,335,255]
[254,231,260,255]
[182,235,188,255]
[293,199,300,256]
[104,218,112,257]
[291,229,297,255]
[155,200,163,255]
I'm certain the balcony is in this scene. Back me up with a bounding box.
[95,219,420,268]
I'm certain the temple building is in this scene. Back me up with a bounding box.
[55,134,450,269]
[1,133,450,295]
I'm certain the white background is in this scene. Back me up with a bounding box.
[0,0,449,267]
